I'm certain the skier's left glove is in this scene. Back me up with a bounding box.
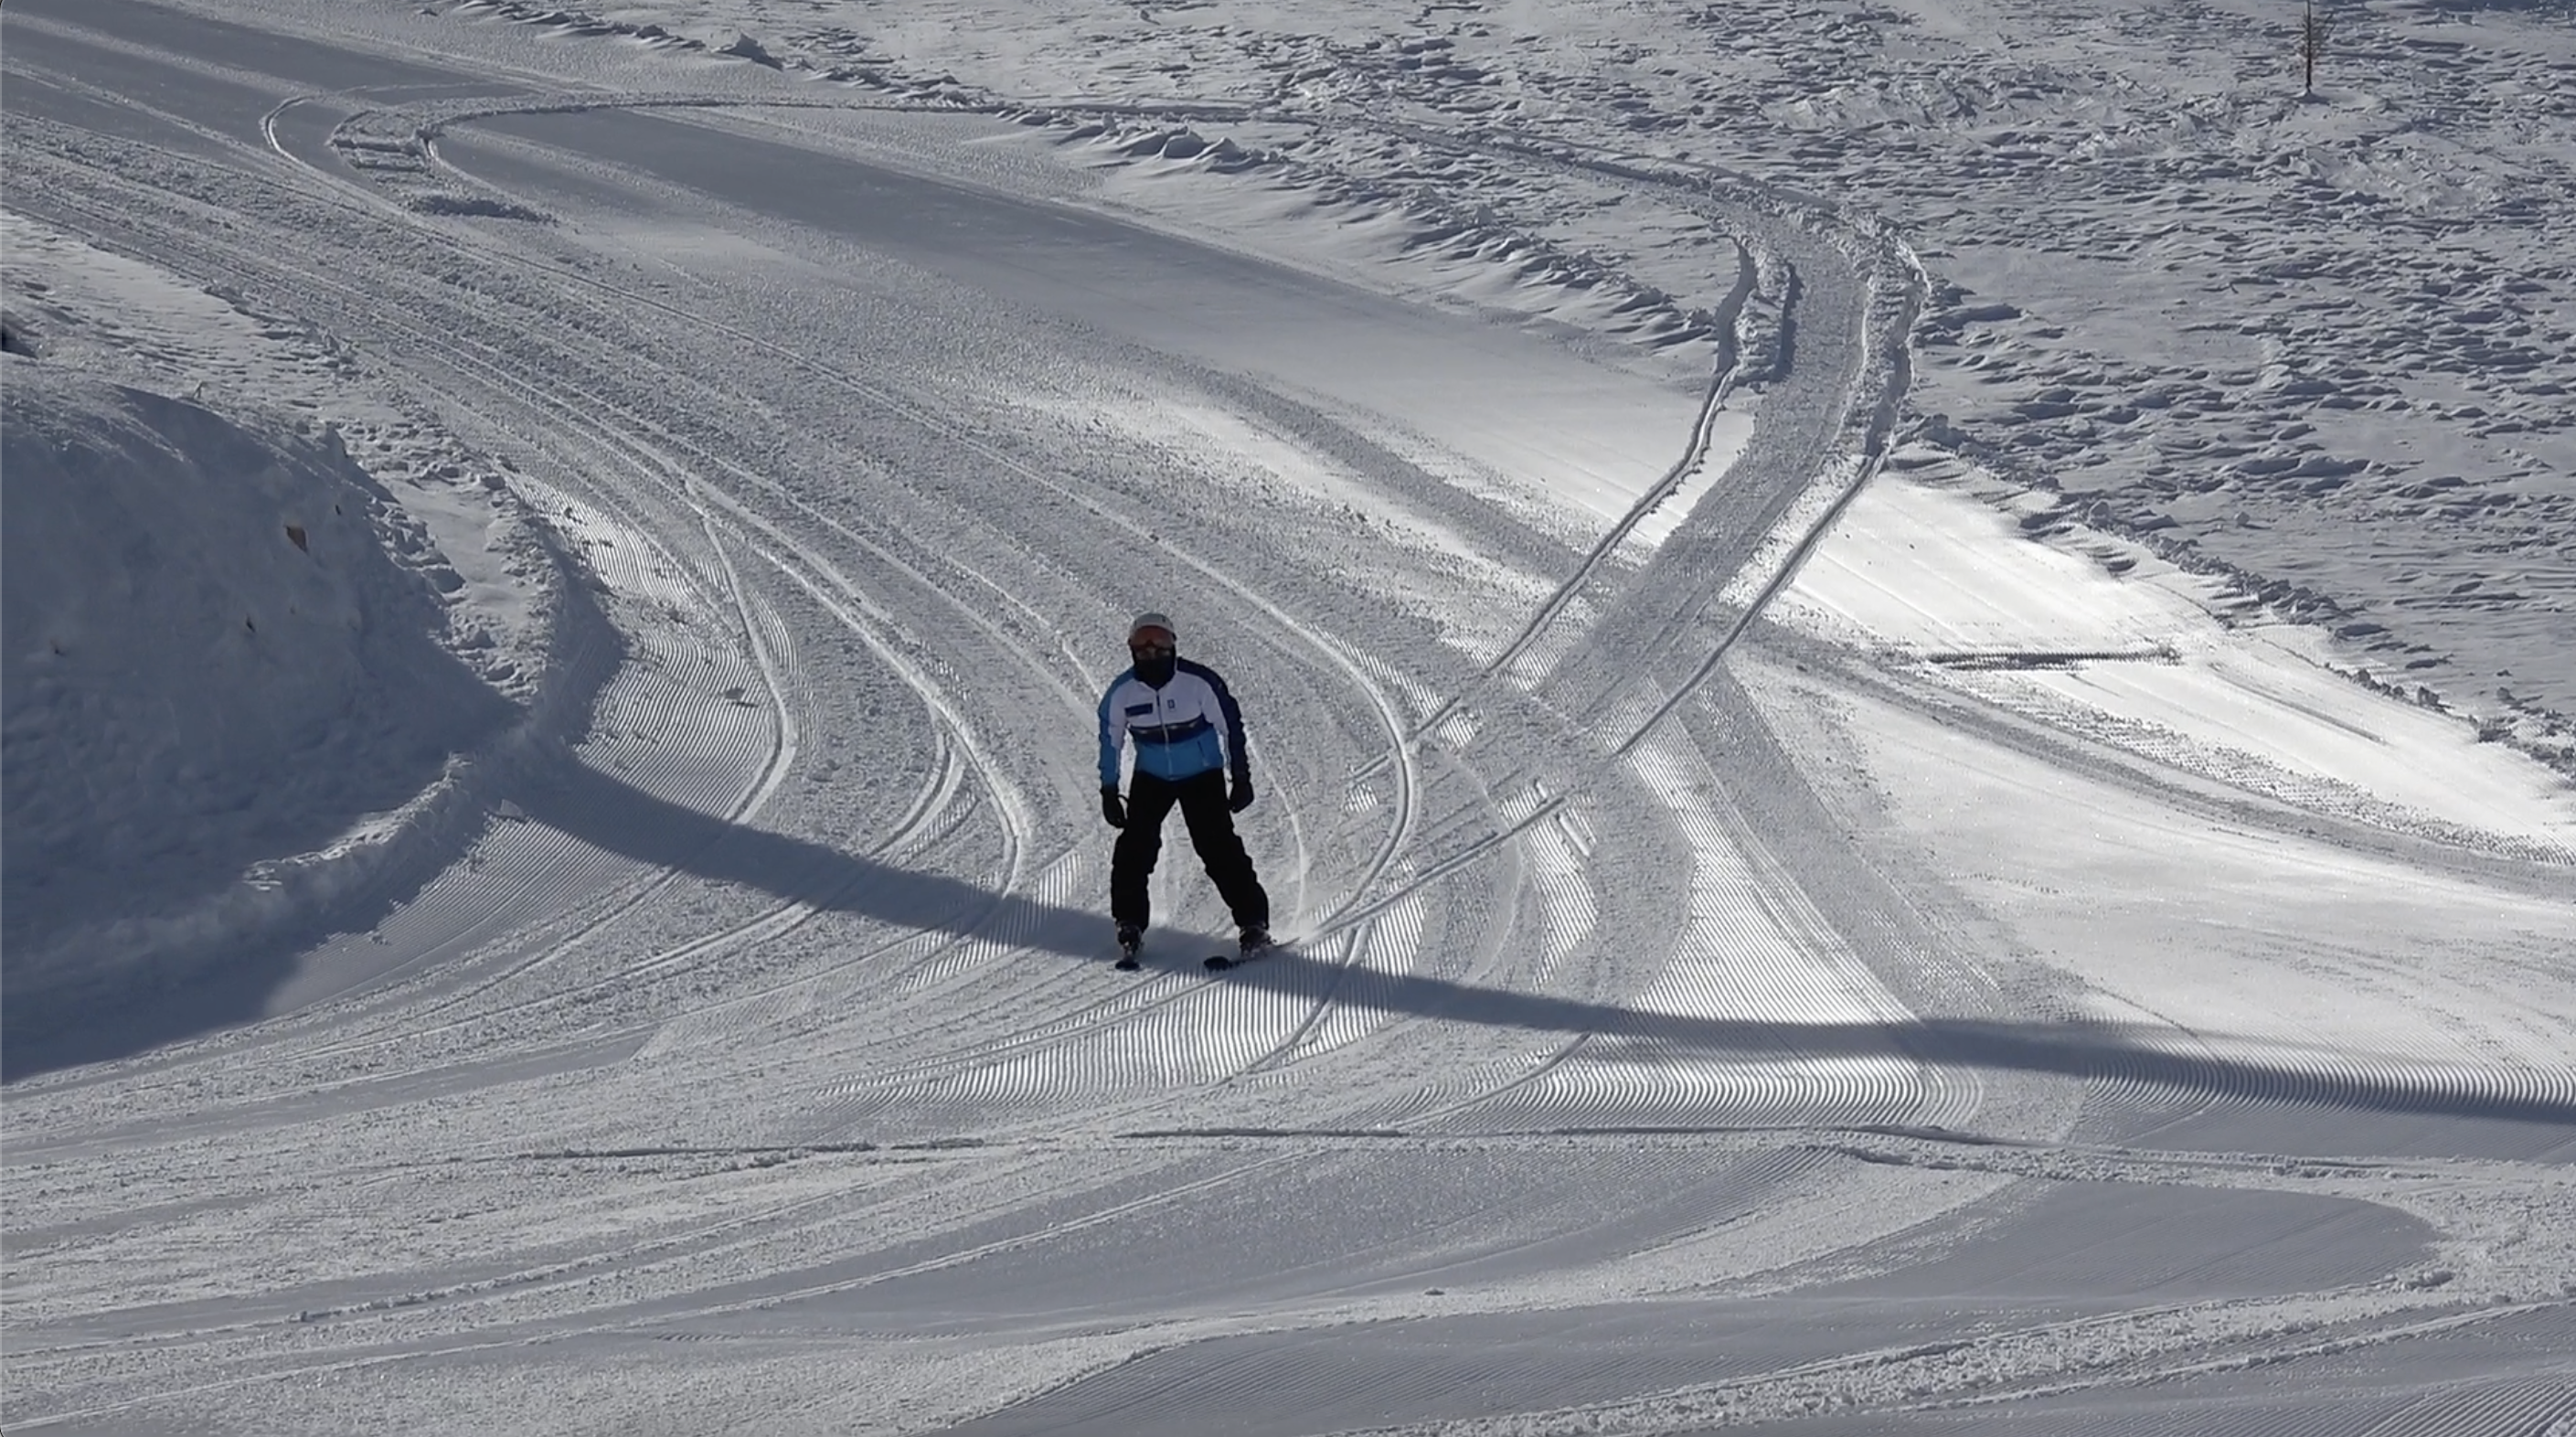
[1101,787,1126,828]
[1227,775,1254,814]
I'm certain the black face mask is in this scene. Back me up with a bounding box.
[1132,649,1176,687]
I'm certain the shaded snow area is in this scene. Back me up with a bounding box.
[4,0,2573,1434]
[3,367,503,999]
[1,219,575,1070]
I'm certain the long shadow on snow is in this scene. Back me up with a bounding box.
[1206,948,2576,1133]
[25,747,2564,1144]
[511,758,1091,951]
[527,763,2576,1134]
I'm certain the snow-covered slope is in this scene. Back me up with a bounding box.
[2,0,2571,1433]
[406,0,2576,772]
[1,222,576,1065]
[4,367,492,960]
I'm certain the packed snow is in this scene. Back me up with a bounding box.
[3,0,2571,1432]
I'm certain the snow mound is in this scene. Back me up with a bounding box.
[706,28,781,68]
[1,365,516,1009]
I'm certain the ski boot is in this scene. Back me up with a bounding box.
[1114,924,1143,972]
[1206,927,1275,973]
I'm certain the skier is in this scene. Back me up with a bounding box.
[1096,612,1271,970]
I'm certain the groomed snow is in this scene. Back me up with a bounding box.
[4,0,2571,1432]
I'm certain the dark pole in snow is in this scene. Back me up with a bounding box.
[2302,0,2325,98]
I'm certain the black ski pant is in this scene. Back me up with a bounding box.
[1111,769,1268,935]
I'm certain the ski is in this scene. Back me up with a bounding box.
[1205,943,1276,973]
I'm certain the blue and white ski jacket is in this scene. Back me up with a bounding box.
[1098,658,1251,789]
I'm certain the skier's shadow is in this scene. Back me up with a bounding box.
[361,761,2576,1135]
[514,756,1105,951]
[524,763,2576,1134]
[19,754,2574,1146]
[0,753,1102,1081]
[1201,944,2576,1135]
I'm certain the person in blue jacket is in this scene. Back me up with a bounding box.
[1097,612,1270,966]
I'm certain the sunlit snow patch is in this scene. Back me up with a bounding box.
[1776,461,2576,857]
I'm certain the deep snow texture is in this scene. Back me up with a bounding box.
[0,212,572,1067]
[1,367,508,985]
[3,0,2572,1433]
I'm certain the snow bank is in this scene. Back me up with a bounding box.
[1,363,515,1008]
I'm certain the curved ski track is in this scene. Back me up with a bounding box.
[7,5,2573,1433]
[237,63,1976,1148]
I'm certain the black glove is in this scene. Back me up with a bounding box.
[1101,787,1126,828]
[1228,775,1254,814]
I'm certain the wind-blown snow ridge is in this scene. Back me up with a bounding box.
[9,1,2576,1432]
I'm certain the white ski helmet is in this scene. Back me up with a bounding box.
[1128,612,1176,647]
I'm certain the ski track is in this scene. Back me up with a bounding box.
[5,1,2573,1432]
[5,155,1059,1113]
[378,104,1464,1094]
[0,178,802,1076]
[16,26,1443,1130]
[304,65,1946,1124]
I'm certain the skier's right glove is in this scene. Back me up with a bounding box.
[1100,787,1126,829]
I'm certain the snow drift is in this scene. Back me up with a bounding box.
[1,363,515,1021]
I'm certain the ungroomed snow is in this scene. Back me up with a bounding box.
[2,0,2570,1433]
